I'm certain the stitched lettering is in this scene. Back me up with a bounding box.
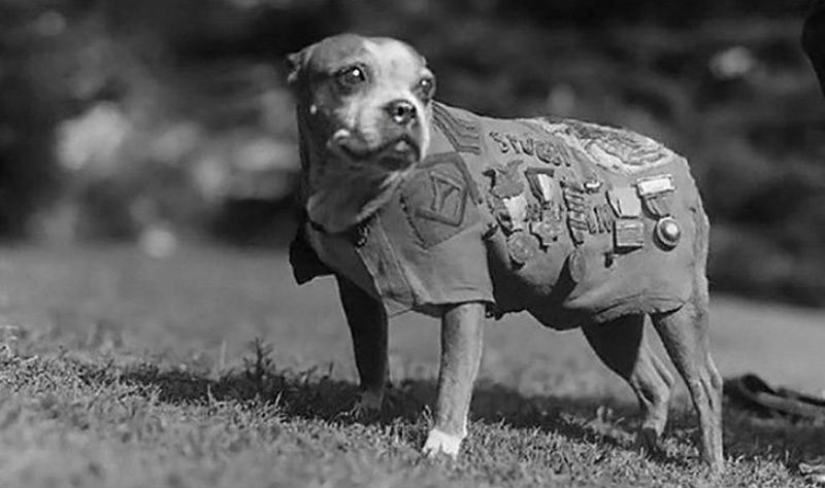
[489,131,510,153]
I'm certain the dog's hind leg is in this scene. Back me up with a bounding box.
[582,314,675,455]
[650,280,724,473]
[336,275,389,415]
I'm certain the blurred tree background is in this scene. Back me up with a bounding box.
[1,0,824,306]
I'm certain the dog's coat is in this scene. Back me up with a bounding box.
[292,102,701,327]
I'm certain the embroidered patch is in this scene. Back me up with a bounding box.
[432,103,482,154]
[401,153,479,248]
[534,118,673,174]
[488,130,569,166]
[488,132,511,154]
[415,172,466,226]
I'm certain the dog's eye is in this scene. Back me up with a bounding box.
[416,77,436,101]
[336,66,367,90]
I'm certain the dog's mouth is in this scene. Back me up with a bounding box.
[328,132,421,171]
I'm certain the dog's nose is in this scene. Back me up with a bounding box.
[386,99,417,125]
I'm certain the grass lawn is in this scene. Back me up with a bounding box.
[0,243,823,487]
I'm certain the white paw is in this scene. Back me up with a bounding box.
[422,428,464,458]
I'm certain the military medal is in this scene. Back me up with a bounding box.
[562,183,589,245]
[525,168,556,204]
[607,186,641,218]
[637,174,675,217]
[566,250,587,284]
[507,230,540,266]
[502,193,528,231]
[532,204,565,248]
[654,216,681,250]
[584,179,603,193]
[485,161,528,234]
[614,217,645,250]
[530,214,563,248]
[592,203,615,234]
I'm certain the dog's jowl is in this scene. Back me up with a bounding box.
[287,34,724,473]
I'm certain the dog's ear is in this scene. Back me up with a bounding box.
[286,45,315,86]
[286,51,303,86]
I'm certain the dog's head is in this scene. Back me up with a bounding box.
[287,34,437,232]
[288,34,435,173]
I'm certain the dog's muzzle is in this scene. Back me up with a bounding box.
[329,131,422,171]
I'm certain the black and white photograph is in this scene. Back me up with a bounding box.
[0,0,824,486]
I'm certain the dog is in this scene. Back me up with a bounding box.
[286,33,724,472]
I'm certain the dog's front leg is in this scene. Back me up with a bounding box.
[336,275,388,414]
[423,302,485,458]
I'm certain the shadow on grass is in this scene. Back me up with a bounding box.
[87,341,693,468]
[82,342,825,470]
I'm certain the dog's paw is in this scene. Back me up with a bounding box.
[635,427,665,457]
[422,428,463,459]
[343,390,383,420]
[354,392,382,414]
